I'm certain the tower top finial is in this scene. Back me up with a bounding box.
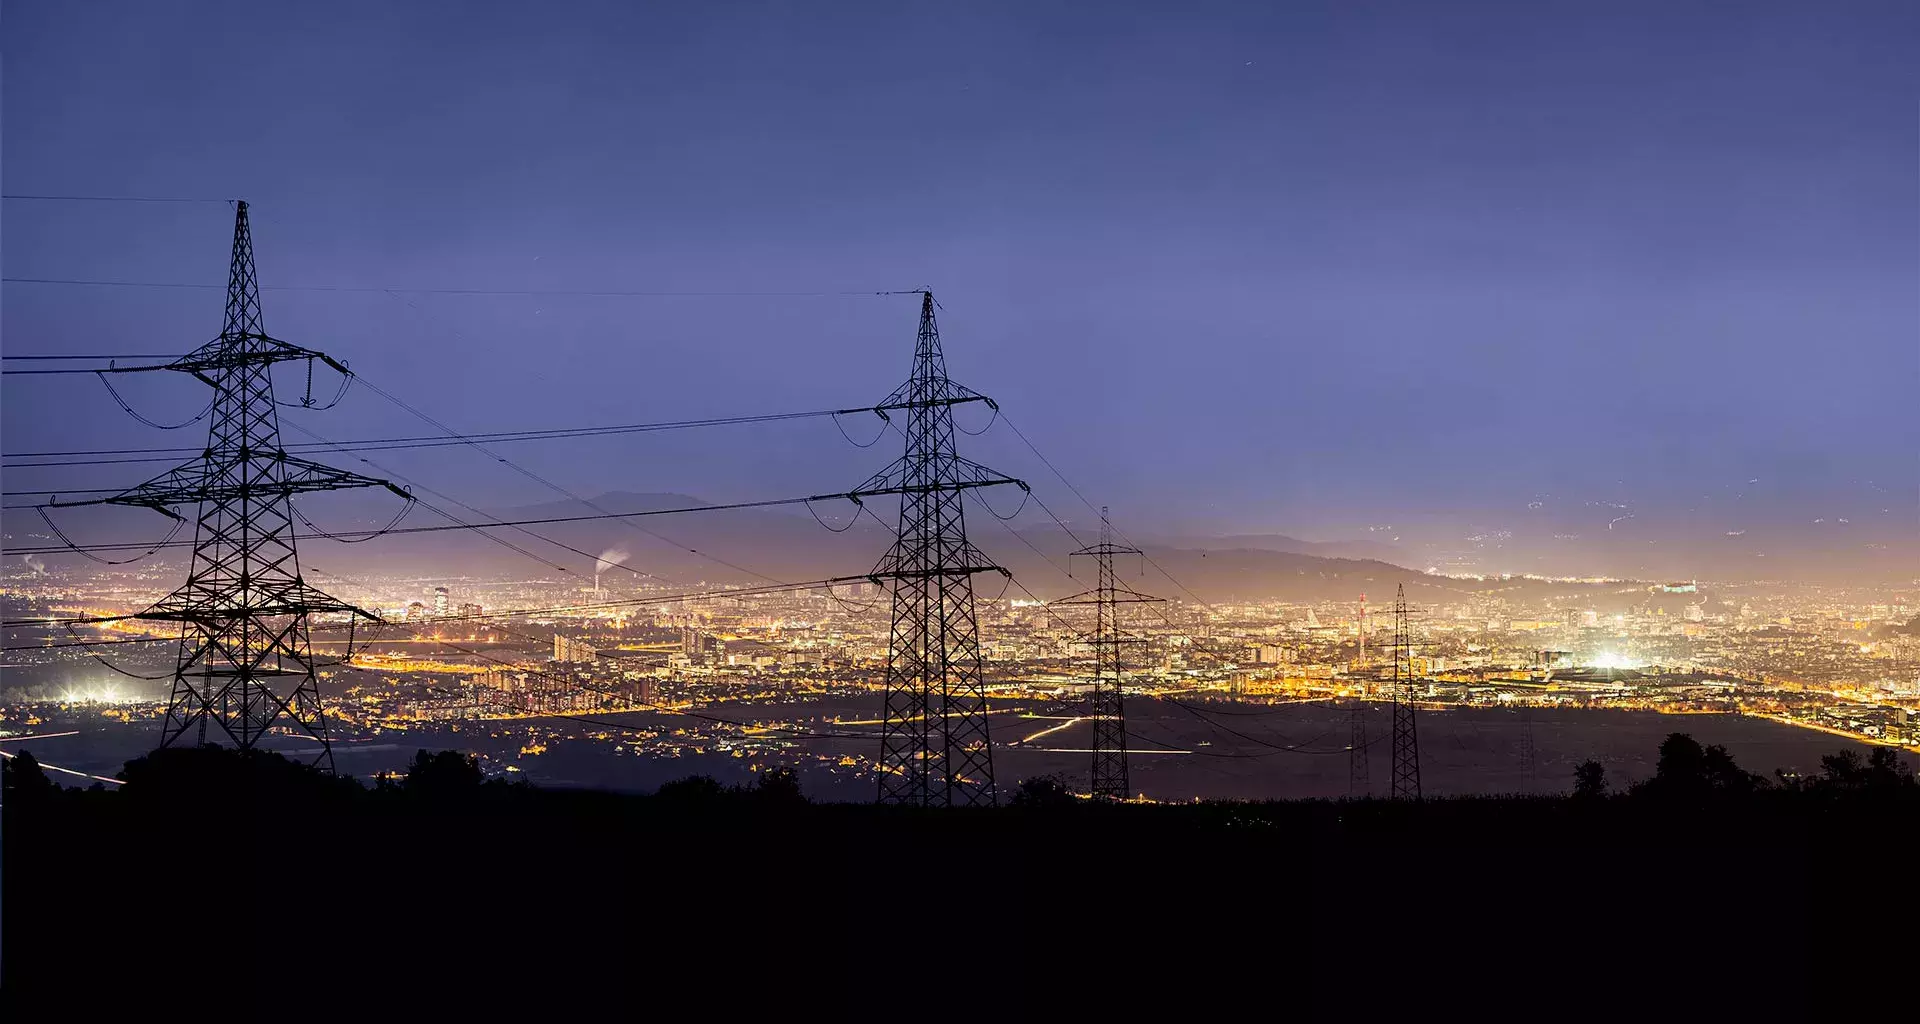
[223,200,263,339]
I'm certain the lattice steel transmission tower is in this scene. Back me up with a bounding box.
[1052,508,1161,800]
[1348,702,1370,796]
[856,291,1025,806]
[1517,708,1536,791]
[51,201,406,770]
[1388,584,1422,799]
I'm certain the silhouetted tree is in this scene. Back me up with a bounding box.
[1654,733,1707,790]
[3,751,56,802]
[1813,747,1916,794]
[749,766,806,805]
[1818,749,1867,790]
[117,744,360,801]
[1702,743,1764,795]
[1572,759,1607,799]
[402,749,484,795]
[654,774,726,802]
[1865,748,1914,790]
[1010,774,1077,808]
[1636,733,1762,799]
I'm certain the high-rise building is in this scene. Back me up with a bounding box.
[433,587,449,617]
[680,626,720,662]
[553,635,596,664]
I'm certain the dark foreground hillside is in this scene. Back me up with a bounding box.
[5,741,1914,1011]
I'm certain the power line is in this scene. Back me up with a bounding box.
[2,364,178,376]
[343,373,825,593]
[2,276,931,298]
[5,492,854,554]
[278,417,662,580]
[278,435,572,575]
[2,636,176,652]
[2,194,229,204]
[999,410,1219,616]
[2,404,906,464]
[0,749,126,786]
[2,353,185,361]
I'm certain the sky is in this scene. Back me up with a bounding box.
[4,1,1916,580]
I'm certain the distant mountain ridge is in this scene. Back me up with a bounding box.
[256,491,1629,606]
[1137,532,1405,563]
[10,490,1897,601]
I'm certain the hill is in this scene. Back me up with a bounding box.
[268,491,1635,605]
[4,741,1912,1007]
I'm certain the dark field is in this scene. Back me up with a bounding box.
[3,693,1882,802]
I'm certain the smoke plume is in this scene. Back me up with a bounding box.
[595,547,631,574]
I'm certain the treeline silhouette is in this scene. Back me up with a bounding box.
[4,736,1912,1006]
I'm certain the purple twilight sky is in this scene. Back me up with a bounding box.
[4,1,1916,579]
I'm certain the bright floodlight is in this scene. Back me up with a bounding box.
[1593,651,1635,670]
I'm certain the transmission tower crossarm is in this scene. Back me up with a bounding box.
[168,333,346,377]
[868,393,994,416]
[865,561,1007,583]
[141,579,383,624]
[45,453,410,513]
[834,454,1027,501]
[1049,587,1165,606]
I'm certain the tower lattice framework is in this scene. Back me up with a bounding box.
[1348,703,1371,796]
[53,201,405,770]
[857,291,1025,806]
[1518,708,1536,791]
[1053,508,1161,800]
[1388,584,1422,799]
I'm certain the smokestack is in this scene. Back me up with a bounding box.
[595,547,630,599]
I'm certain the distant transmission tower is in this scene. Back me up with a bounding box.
[1348,702,1370,796]
[1388,584,1422,799]
[857,291,1026,806]
[1053,508,1162,800]
[1358,592,1367,669]
[50,201,407,770]
[1518,707,1536,791]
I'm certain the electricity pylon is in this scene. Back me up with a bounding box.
[51,201,406,770]
[1388,584,1422,799]
[856,291,1025,806]
[1052,508,1161,800]
[1518,708,1536,791]
[1348,702,1370,796]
